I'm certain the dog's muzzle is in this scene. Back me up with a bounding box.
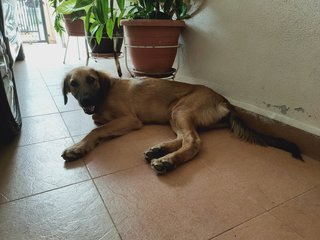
[79,95,98,115]
[82,105,95,114]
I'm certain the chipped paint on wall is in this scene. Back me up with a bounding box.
[263,102,290,115]
[294,107,305,113]
[263,102,309,116]
[178,0,320,134]
[272,105,290,115]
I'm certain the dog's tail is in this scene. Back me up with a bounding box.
[228,108,303,160]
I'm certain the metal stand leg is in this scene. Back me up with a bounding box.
[85,37,89,66]
[77,37,81,60]
[113,38,122,77]
[124,45,134,77]
[63,35,70,64]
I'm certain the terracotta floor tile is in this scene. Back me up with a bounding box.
[84,125,176,177]
[18,114,70,146]
[13,63,43,82]
[1,43,319,240]
[0,181,120,240]
[0,138,90,202]
[54,94,82,112]
[198,129,320,210]
[61,110,96,136]
[270,186,320,240]
[94,162,264,240]
[16,77,48,98]
[40,68,74,86]
[47,84,64,97]
[19,93,59,117]
[47,84,81,112]
[212,212,303,240]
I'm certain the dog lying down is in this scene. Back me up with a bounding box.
[61,66,302,174]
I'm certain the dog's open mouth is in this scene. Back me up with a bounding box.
[82,105,95,115]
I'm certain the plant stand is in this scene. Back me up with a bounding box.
[124,43,181,80]
[87,52,123,78]
[63,35,89,64]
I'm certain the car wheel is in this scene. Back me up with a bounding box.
[0,66,22,144]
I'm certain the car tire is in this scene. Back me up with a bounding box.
[0,72,22,144]
[16,44,25,61]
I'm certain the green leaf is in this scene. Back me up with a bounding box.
[90,21,99,34]
[84,7,92,32]
[101,0,110,24]
[106,18,115,39]
[116,0,125,11]
[163,0,173,14]
[56,0,77,14]
[96,1,106,23]
[74,0,93,9]
[54,14,65,36]
[96,25,104,44]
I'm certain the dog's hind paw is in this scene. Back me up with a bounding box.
[62,144,87,162]
[144,147,168,163]
[151,158,175,175]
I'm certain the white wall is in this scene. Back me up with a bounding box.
[176,0,320,136]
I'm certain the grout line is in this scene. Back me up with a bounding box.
[208,185,319,240]
[21,109,83,120]
[91,162,146,180]
[92,179,124,240]
[21,112,63,120]
[265,185,318,212]
[16,136,72,148]
[264,186,320,240]
[0,179,92,207]
[208,211,267,240]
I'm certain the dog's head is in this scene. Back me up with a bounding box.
[62,67,112,115]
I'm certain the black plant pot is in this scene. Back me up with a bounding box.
[86,26,123,54]
[87,36,123,54]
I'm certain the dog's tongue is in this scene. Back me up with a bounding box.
[83,106,95,114]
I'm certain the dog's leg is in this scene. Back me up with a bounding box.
[151,112,201,174]
[144,138,182,163]
[62,116,143,161]
[144,119,183,162]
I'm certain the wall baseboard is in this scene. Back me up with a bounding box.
[235,107,320,160]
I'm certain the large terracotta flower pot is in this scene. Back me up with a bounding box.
[121,19,185,76]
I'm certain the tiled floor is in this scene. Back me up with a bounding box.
[0,43,320,240]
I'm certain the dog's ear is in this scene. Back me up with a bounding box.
[95,70,113,94]
[62,73,71,105]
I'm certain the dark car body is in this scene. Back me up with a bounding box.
[0,0,24,144]
[2,0,23,61]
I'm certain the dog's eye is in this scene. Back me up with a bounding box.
[70,80,79,88]
[86,76,96,85]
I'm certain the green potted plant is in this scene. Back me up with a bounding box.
[75,0,125,54]
[55,0,125,54]
[121,0,195,77]
[50,0,85,37]
[85,0,125,54]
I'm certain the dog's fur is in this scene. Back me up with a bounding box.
[62,66,302,174]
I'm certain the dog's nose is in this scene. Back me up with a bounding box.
[80,95,94,106]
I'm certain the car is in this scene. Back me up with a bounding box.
[0,0,24,144]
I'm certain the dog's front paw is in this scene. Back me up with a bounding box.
[144,147,168,163]
[151,158,175,175]
[62,143,88,162]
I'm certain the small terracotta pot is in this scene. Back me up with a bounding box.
[63,14,85,36]
[121,19,185,76]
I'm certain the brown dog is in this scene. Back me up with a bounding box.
[62,66,302,174]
